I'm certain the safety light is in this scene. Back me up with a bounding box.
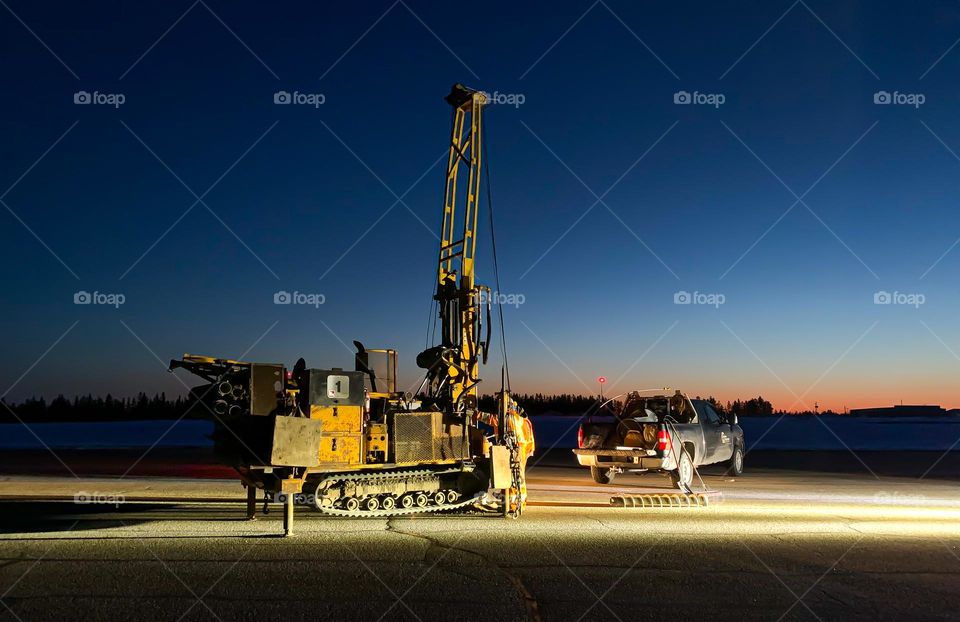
[657,429,671,452]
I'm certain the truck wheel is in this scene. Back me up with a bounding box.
[671,452,694,490]
[727,444,744,476]
[590,466,615,485]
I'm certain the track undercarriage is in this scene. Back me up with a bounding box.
[308,467,480,517]
[252,463,501,519]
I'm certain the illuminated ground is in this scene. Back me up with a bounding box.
[0,463,958,621]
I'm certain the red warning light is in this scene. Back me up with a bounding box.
[597,376,606,384]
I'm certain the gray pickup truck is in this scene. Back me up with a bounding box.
[573,390,745,490]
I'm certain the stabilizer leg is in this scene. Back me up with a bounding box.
[246,485,257,521]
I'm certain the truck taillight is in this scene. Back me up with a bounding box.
[657,429,671,452]
[577,426,584,448]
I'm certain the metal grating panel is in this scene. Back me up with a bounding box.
[392,411,468,463]
[393,412,436,463]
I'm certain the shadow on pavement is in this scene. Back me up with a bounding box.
[0,501,261,536]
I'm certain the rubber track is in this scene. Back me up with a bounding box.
[312,467,485,518]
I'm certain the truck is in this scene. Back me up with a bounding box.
[573,390,745,491]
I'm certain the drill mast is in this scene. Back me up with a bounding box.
[421,84,491,414]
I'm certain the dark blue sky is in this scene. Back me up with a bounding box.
[3,1,960,410]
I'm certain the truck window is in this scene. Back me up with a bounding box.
[621,396,668,421]
[703,404,721,425]
[692,400,720,424]
[671,396,696,424]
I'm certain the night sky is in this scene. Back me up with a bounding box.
[3,1,960,411]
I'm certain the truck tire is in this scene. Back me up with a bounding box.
[671,451,694,490]
[590,466,614,485]
[727,444,744,476]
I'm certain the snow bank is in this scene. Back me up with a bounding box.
[1,415,958,452]
[530,415,960,452]
[0,420,213,449]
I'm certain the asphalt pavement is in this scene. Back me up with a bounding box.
[0,458,958,621]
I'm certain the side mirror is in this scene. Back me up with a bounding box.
[729,413,738,426]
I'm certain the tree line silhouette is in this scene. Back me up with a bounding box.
[488,393,824,416]
[1,393,193,423]
[2,391,823,423]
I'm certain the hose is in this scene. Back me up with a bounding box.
[482,119,510,392]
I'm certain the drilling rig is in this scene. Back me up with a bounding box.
[169,84,533,534]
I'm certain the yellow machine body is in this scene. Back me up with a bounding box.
[168,85,532,529]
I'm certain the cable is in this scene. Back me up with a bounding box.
[425,288,436,351]
[482,119,510,393]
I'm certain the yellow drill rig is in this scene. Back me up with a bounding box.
[169,84,533,534]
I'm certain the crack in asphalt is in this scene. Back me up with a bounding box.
[816,586,853,610]
[385,518,542,622]
[588,516,619,531]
